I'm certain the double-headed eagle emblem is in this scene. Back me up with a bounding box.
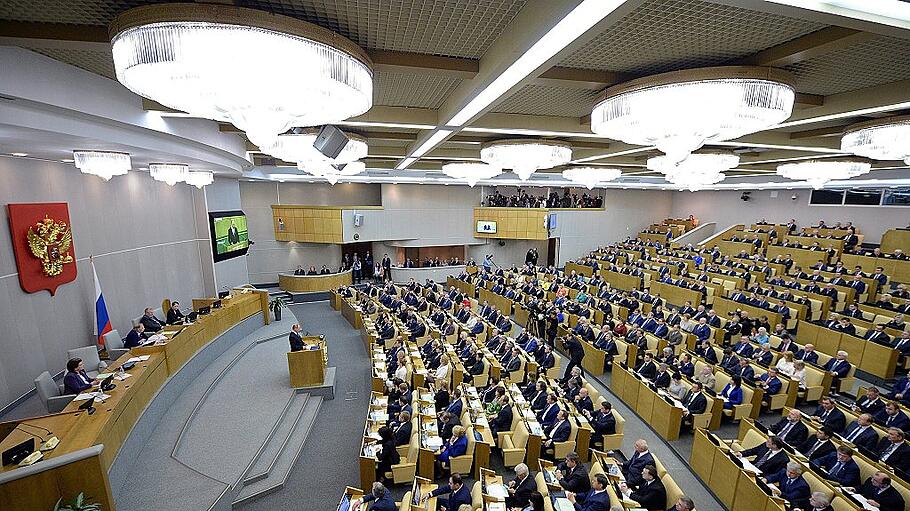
[27,217,74,277]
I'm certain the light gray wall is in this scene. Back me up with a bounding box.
[551,189,674,265]
[0,156,208,408]
[240,181,380,284]
[466,239,549,268]
[669,190,910,243]
[206,178,250,290]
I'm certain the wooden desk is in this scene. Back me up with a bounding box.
[288,336,327,388]
[610,362,683,441]
[842,253,910,283]
[796,321,898,379]
[598,269,641,292]
[279,270,352,293]
[881,228,910,254]
[342,298,364,329]
[649,281,703,308]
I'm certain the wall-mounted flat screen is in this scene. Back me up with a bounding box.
[210,210,250,262]
[476,220,497,234]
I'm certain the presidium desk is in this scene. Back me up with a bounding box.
[278,270,352,293]
[0,289,269,511]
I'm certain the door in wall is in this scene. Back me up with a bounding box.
[342,242,373,268]
[547,238,559,267]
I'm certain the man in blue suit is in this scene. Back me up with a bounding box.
[794,344,819,365]
[841,414,879,452]
[692,317,712,342]
[567,473,611,511]
[622,439,654,486]
[543,411,572,451]
[732,336,754,358]
[758,367,783,399]
[814,445,861,488]
[875,402,910,431]
[424,473,471,510]
[353,482,396,511]
[764,462,811,510]
[538,394,561,431]
[824,351,851,392]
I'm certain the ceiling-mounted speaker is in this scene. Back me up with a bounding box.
[313,125,350,159]
[353,213,364,227]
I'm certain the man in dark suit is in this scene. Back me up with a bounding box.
[680,382,707,428]
[734,359,755,382]
[289,323,304,352]
[353,482,397,511]
[227,220,240,244]
[556,452,591,494]
[764,462,811,510]
[538,394,561,431]
[798,426,836,461]
[636,353,658,380]
[841,414,879,452]
[853,387,886,416]
[562,334,586,381]
[489,395,513,435]
[769,409,809,446]
[505,463,537,508]
[736,435,789,475]
[392,411,412,446]
[623,465,666,511]
[139,307,165,333]
[823,351,851,393]
[424,473,471,510]
[543,411,572,453]
[814,445,861,488]
[811,397,847,434]
[875,402,910,432]
[794,343,819,364]
[566,473,611,511]
[853,472,905,511]
[622,439,654,487]
[586,401,616,444]
[876,428,910,474]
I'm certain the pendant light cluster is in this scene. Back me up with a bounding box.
[265,128,369,185]
[72,150,213,187]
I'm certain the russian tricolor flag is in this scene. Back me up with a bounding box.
[92,259,112,347]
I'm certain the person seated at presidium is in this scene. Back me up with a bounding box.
[63,357,98,395]
[124,323,147,349]
[166,300,185,325]
[139,307,165,333]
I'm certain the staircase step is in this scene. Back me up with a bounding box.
[232,396,323,507]
[241,394,309,486]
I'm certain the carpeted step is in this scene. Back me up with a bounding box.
[240,393,310,486]
[232,396,323,507]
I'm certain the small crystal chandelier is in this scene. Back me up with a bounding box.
[561,167,622,189]
[776,159,872,189]
[297,161,366,185]
[110,4,373,147]
[592,67,795,163]
[480,139,571,180]
[841,116,910,165]
[72,150,131,180]
[648,151,739,191]
[265,129,367,165]
[149,163,189,186]
[441,162,502,187]
[185,170,214,188]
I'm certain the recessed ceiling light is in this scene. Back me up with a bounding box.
[61,158,74,163]
[11,152,27,157]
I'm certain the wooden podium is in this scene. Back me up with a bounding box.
[288,336,327,388]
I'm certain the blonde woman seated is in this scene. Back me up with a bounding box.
[428,357,450,386]
[791,360,807,389]
[775,351,796,377]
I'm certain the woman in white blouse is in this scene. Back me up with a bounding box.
[791,360,807,389]
[679,314,696,333]
[775,351,795,377]
[433,356,450,383]
[394,351,409,381]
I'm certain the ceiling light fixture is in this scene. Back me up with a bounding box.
[841,115,910,164]
[185,170,215,188]
[149,163,189,185]
[441,162,503,187]
[561,167,622,189]
[110,4,373,148]
[776,159,872,189]
[592,67,795,162]
[265,129,368,165]
[480,139,572,180]
[297,161,366,185]
[647,151,740,191]
[11,152,28,157]
[73,150,131,181]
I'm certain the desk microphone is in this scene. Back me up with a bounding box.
[15,424,59,451]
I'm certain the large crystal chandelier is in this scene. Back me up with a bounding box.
[297,161,366,185]
[648,151,739,191]
[149,163,189,186]
[561,167,622,189]
[480,139,572,180]
[73,150,131,180]
[441,162,502,187]
[841,116,910,164]
[265,129,367,165]
[777,159,871,189]
[185,170,214,188]
[110,4,373,147]
[592,67,795,163]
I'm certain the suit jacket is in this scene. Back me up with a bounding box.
[63,370,93,395]
[393,421,412,446]
[622,451,654,486]
[794,349,819,364]
[842,423,879,451]
[539,403,561,430]
[815,452,861,487]
[548,419,572,443]
[824,358,851,378]
[741,444,789,475]
[636,361,657,380]
[591,410,616,436]
[574,489,611,511]
[557,461,592,493]
[682,391,707,415]
[798,437,835,460]
[506,474,537,508]
[289,331,304,352]
[876,437,910,473]
[875,409,910,432]
[859,479,906,511]
[430,484,472,510]
[630,478,666,511]
[362,490,397,511]
[124,329,145,349]
[812,405,847,433]
[764,470,810,509]
[139,314,164,333]
[490,405,513,433]
[770,418,809,446]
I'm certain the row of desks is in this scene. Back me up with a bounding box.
[795,320,899,379]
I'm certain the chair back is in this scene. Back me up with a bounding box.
[67,345,102,373]
[512,421,530,448]
[661,474,684,509]
[104,330,123,350]
[34,371,60,402]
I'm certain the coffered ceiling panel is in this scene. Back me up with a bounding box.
[28,47,115,79]
[492,85,599,118]
[559,0,826,75]
[0,0,168,25]
[373,70,460,109]
[785,34,910,95]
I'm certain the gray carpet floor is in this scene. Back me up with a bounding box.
[239,301,372,511]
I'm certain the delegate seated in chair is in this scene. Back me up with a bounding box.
[542,411,571,452]
[720,375,744,410]
[436,425,468,469]
[63,357,97,395]
[124,323,147,349]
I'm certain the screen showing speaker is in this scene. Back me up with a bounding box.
[476,220,497,234]
[210,210,251,262]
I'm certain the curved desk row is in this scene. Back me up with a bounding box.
[390,265,466,284]
[0,289,269,511]
[279,270,352,293]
